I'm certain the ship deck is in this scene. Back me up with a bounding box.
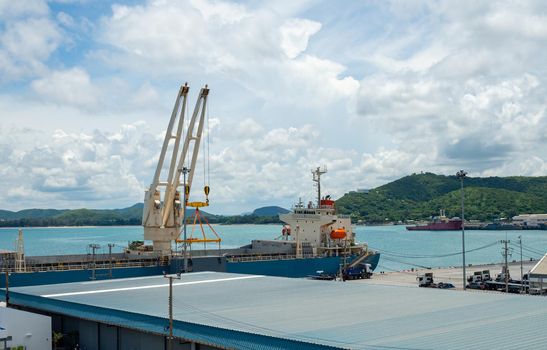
[8,271,547,349]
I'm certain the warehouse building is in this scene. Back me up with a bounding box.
[529,253,547,295]
[6,271,547,349]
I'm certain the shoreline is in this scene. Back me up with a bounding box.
[0,225,142,229]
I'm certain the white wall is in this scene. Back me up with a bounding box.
[0,306,51,350]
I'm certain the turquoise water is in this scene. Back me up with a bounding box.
[1,225,546,271]
[363,226,547,272]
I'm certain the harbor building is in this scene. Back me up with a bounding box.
[5,272,547,349]
[529,254,547,295]
[512,213,547,227]
[0,305,51,349]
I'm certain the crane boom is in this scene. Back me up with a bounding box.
[142,83,210,254]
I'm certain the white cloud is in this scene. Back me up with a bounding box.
[2,0,547,214]
[0,0,48,19]
[484,8,547,39]
[189,0,250,25]
[0,122,161,210]
[31,67,99,108]
[56,11,75,27]
[354,1,547,175]
[132,82,160,107]
[280,18,322,59]
[0,17,63,80]
[98,0,356,111]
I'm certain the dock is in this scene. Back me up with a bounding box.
[7,271,547,349]
[357,261,538,290]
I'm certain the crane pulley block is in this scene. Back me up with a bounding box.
[186,201,209,208]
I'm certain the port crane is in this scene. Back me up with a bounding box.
[142,83,211,254]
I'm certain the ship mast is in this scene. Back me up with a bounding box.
[312,166,327,207]
[15,229,26,272]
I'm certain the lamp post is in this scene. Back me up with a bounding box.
[519,235,523,293]
[164,272,181,350]
[456,170,467,290]
[182,167,190,273]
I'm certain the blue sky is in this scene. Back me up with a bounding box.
[1,0,547,214]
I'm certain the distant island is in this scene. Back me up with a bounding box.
[2,173,547,227]
[0,204,289,227]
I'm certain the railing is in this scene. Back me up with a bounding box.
[226,253,316,263]
[2,258,167,273]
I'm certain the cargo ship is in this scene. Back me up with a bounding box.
[0,84,379,288]
[172,167,380,278]
[406,210,462,231]
[1,168,380,287]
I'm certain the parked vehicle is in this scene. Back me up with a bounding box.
[437,282,455,289]
[343,264,373,280]
[417,272,435,287]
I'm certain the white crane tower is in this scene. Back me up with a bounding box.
[142,83,210,254]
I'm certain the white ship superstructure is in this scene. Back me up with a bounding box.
[279,167,368,258]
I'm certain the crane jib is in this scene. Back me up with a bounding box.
[142,83,212,254]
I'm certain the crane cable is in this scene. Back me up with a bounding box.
[203,102,206,187]
[379,256,431,269]
[184,91,189,169]
[207,95,211,186]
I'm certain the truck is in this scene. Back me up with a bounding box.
[343,263,373,280]
[480,270,491,282]
[467,270,491,284]
[417,272,455,289]
[467,271,483,284]
[417,272,434,287]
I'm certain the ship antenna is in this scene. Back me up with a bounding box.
[312,166,327,207]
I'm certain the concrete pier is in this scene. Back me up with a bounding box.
[356,260,538,290]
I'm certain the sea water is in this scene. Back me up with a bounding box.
[0,225,545,271]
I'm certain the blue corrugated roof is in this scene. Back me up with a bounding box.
[9,272,547,349]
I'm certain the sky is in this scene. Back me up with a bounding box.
[1,0,546,215]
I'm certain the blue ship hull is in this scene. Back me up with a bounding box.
[1,253,380,288]
[226,254,381,278]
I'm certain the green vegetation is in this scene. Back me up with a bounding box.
[0,204,145,227]
[252,206,290,216]
[3,173,546,226]
[0,203,283,227]
[336,172,547,223]
[217,215,282,225]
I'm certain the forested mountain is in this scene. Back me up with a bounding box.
[0,204,145,227]
[336,173,547,223]
[252,206,290,216]
[0,203,274,227]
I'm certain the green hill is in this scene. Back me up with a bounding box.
[336,173,547,222]
[0,203,220,227]
[0,208,68,220]
[252,206,289,216]
[4,173,546,226]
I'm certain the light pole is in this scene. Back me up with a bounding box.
[182,167,190,273]
[519,235,523,293]
[88,244,101,280]
[456,170,467,290]
[164,272,181,350]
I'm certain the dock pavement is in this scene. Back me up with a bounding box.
[353,261,537,291]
